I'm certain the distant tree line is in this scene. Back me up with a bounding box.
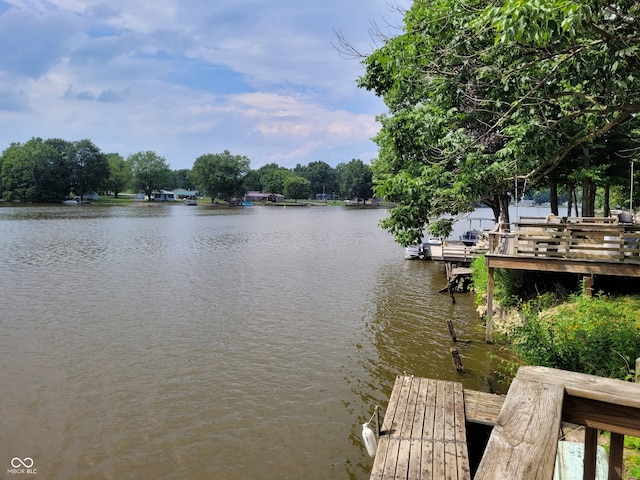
[0,138,373,203]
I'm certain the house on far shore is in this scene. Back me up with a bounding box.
[151,190,176,201]
[244,191,285,203]
[172,189,200,199]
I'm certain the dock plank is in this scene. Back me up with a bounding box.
[462,389,504,426]
[473,375,564,480]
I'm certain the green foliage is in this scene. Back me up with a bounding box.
[358,0,640,246]
[470,255,556,308]
[509,294,640,380]
[106,153,132,197]
[69,139,109,198]
[191,150,250,202]
[129,150,172,201]
[0,137,110,202]
[283,176,311,201]
[427,218,454,241]
[297,161,338,198]
[335,159,373,201]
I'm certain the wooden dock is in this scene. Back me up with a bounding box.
[483,217,640,340]
[370,375,472,480]
[430,243,487,265]
[369,366,640,480]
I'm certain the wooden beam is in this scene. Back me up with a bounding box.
[516,366,640,410]
[473,375,564,480]
[608,433,624,480]
[485,254,640,277]
[462,389,504,426]
[486,266,494,343]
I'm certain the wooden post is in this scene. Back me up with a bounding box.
[447,319,457,343]
[486,266,494,343]
[583,426,598,480]
[450,347,463,373]
[583,276,594,297]
[609,432,624,480]
[636,357,640,383]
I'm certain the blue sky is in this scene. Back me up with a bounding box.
[0,0,405,170]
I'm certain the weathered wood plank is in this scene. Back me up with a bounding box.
[462,389,504,426]
[453,383,471,479]
[608,432,624,480]
[473,375,564,480]
[516,366,640,410]
[485,255,640,276]
[370,375,408,480]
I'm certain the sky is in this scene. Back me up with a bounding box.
[0,0,406,171]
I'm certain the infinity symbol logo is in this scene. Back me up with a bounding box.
[11,457,34,468]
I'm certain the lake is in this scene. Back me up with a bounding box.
[0,203,510,479]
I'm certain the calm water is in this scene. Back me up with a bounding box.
[0,204,506,479]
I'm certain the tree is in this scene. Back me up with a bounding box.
[299,161,337,198]
[482,0,640,211]
[170,169,196,190]
[44,138,73,201]
[336,159,373,201]
[105,153,132,198]
[357,0,640,245]
[1,141,43,202]
[191,150,250,202]
[129,151,172,201]
[283,176,311,201]
[359,0,516,244]
[261,167,294,194]
[0,138,71,202]
[68,139,109,200]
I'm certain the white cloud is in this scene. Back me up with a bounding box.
[0,0,404,169]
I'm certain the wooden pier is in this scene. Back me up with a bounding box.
[369,375,471,480]
[430,243,485,296]
[484,217,640,340]
[369,366,640,480]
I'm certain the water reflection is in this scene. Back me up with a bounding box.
[0,204,505,480]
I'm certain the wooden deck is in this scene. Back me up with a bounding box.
[430,244,487,265]
[370,375,471,479]
[486,217,640,277]
[483,217,640,339]
[370,366,640,480]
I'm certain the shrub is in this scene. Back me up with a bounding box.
[509,294,640,380]
[471,255,571,308]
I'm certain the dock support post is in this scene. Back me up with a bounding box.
[583,427,598,480]
[447,319,457,343]
[450,347,463,373]
[609,432,624,480]
[583,276,594,297]
[486,266,494,343]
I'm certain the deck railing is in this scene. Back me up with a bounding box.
[475,366,640,480]
[488,217,640,264]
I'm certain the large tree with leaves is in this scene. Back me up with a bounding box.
[191,150,250,202]
[68,139,109,200]
[336,159,373,201]
[129,150,172,201]
[105,153,132,198]
[357,0,640,245]
[0,138,72,202]
[359,0,516,245]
